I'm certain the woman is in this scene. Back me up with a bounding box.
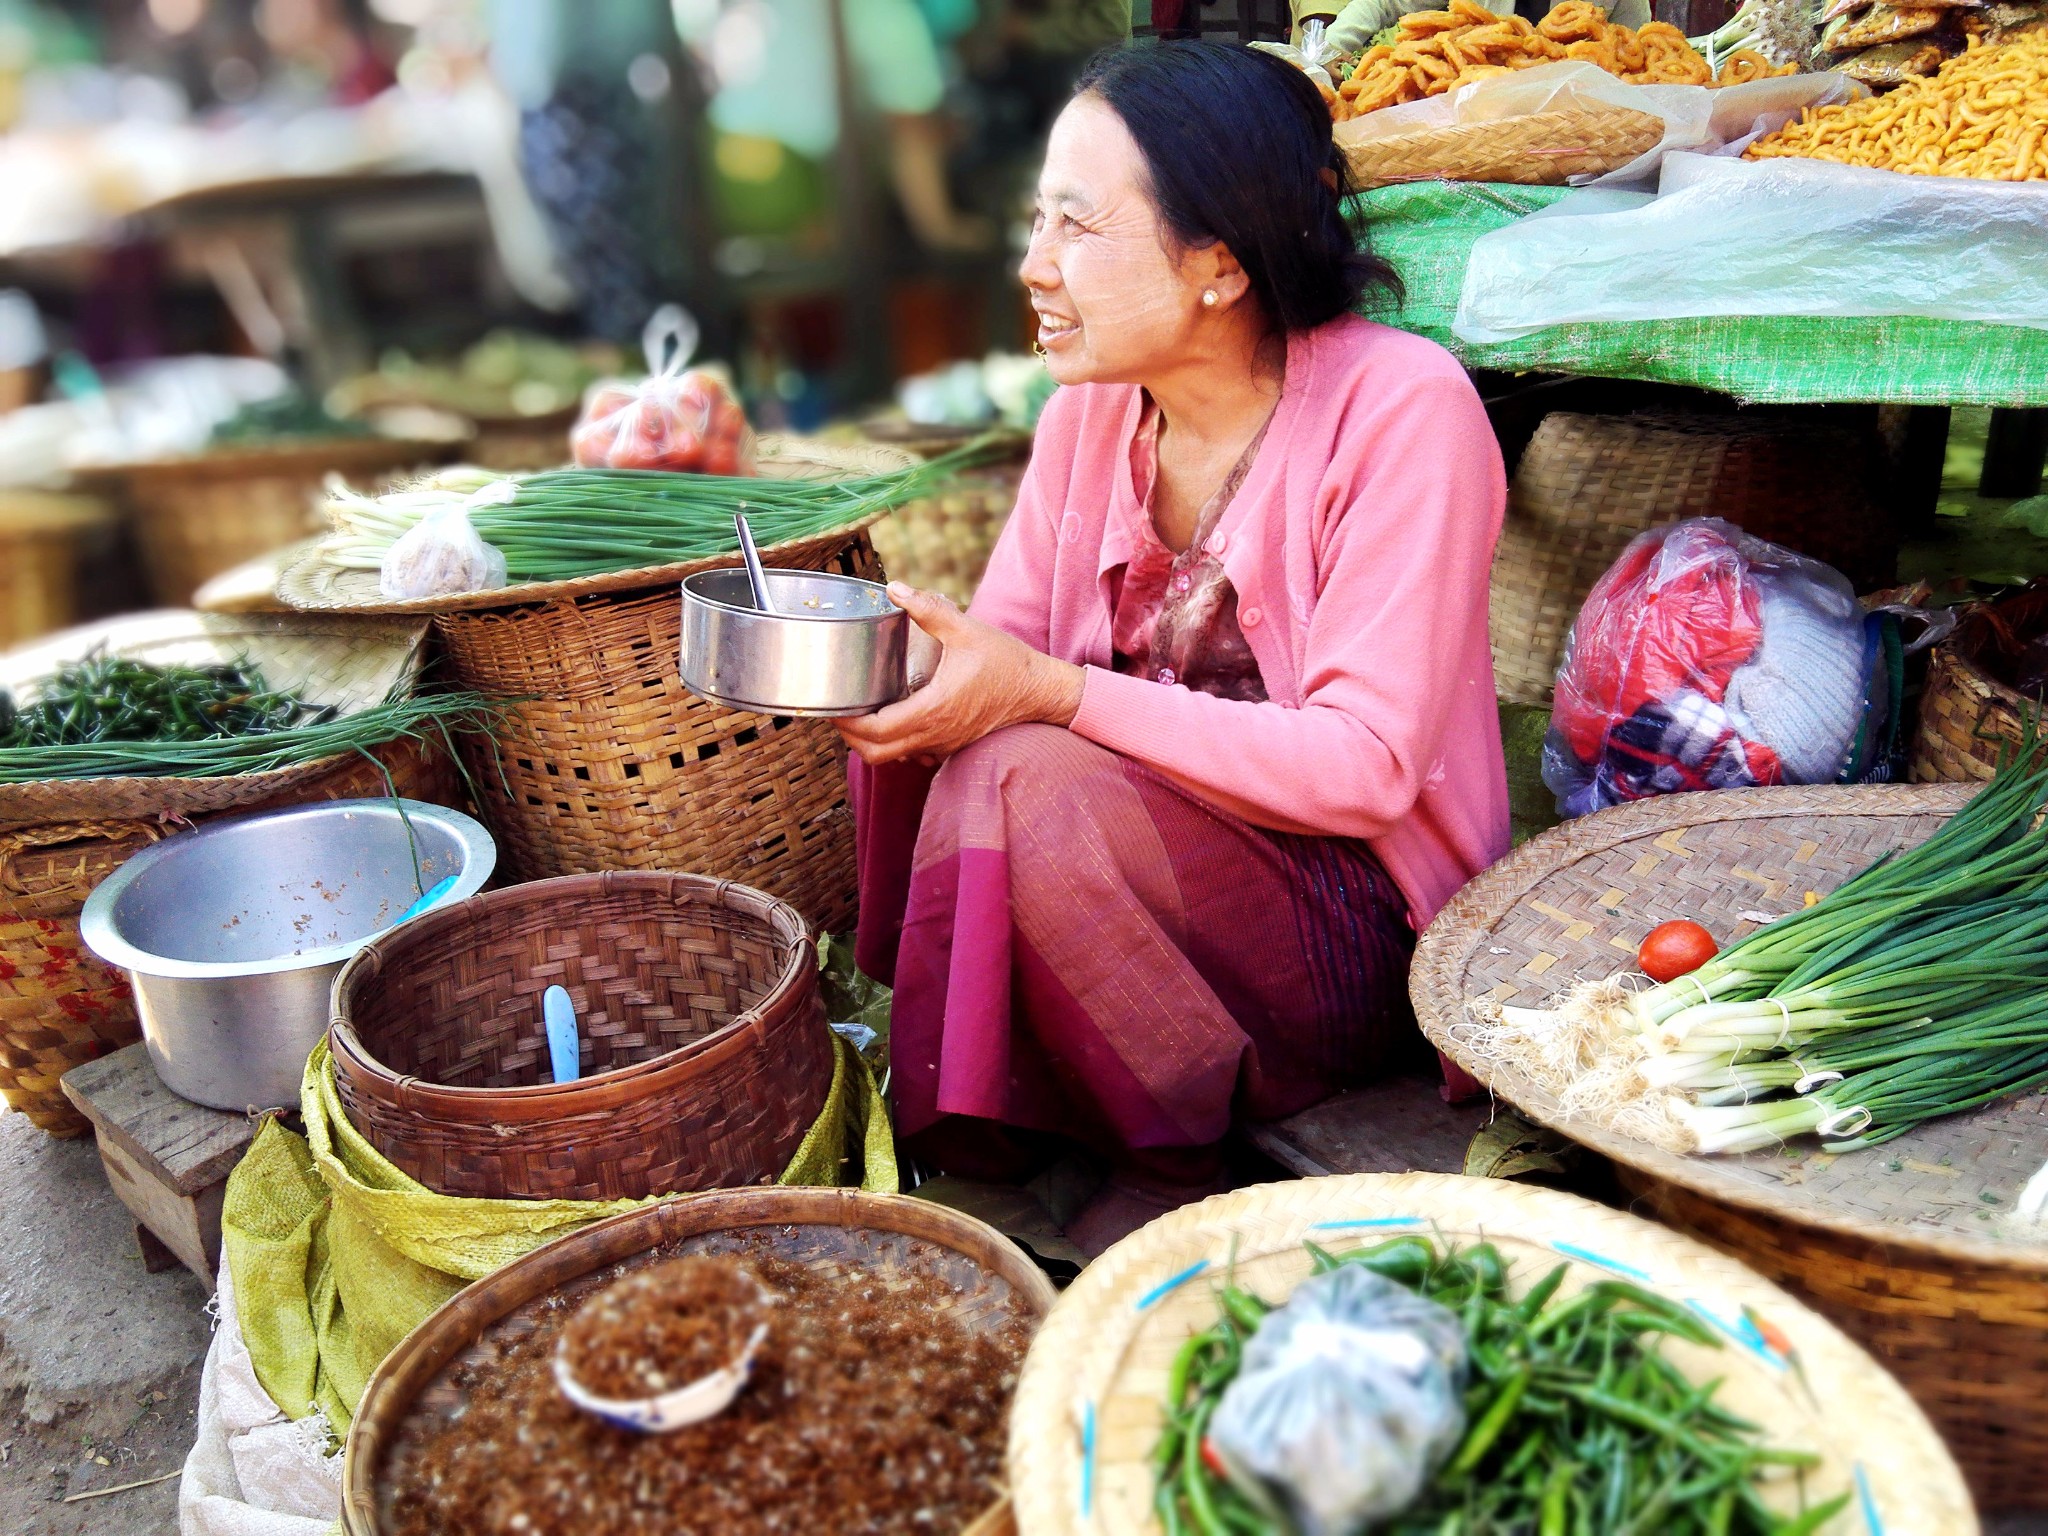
[841,41,1509,1248]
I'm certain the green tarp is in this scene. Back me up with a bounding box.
[1358,182,2048,408]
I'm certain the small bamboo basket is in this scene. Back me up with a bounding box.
[342,1188,1057,1535]
[328,872,836,1201]
[1492,411,1898,706]
[90,437,443,606]
[1411,782,2048,1508]
[0,491,122,648]
[1909,583,2048,783]
[1008,1172,1973,1534]
[1338,106,1666,188]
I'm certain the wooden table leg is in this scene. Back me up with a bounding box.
[1982,408,2048,500]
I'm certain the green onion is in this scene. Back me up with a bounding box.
[321,441,1003,585]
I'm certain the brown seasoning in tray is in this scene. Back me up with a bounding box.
[386,1247,1028,1535]
[559,1256,768,1400]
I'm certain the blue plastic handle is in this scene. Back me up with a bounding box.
[396,874,459,925]
[544,986,580,1085]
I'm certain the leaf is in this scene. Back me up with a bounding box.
[1464,1110,1578,1181]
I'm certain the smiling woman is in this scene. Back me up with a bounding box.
[841,41,1510,1255]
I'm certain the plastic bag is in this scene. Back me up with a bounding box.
[378,484,513,600]
[570,305,756,475]
[1250,20,1341,89]
[1542,518,1884,819]
[1207,1266,1469,1536]
[1456,149,2048,343]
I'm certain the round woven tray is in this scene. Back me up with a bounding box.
[0,610,430,828]
[343,1187,1057,1536]
[1339,105,1666,189]
[1008,1171,1972,1535]
[1411,782,2048,1507]
[273,435,917,615]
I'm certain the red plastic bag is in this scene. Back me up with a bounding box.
[570,306,756,475]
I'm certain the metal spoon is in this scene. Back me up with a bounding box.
[734,511,775,614]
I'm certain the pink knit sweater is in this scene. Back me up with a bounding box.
[969,314,1510,929]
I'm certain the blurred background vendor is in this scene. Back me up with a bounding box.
[841,40,1510,1254]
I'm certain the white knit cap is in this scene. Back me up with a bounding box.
[1723,566,1867,784]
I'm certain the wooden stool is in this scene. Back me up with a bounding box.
[59,1043,257,1290]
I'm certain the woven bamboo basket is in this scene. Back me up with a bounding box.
[329,872,835,1201]
[1008,1172,1973,1534]
[465,406,574,471]
[1338,106,1665,189]
[1410,781,2048,1508]
[0,735,458,1136]
[1910,583,2048,783]
[0,491,121,648]
[273,437,916,930]
[868,435,1030,607]
[91,436,443,606]
[342,1187,1057,1535]
[1491,411,1898,706]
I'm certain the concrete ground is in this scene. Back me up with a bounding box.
[0,1107,210,1536]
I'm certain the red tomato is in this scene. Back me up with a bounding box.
[1638,920,1719,983]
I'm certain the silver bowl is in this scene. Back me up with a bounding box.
[80,799,496,1111]
[678,567,915,717]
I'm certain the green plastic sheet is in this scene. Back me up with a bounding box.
[1358,182,2048,407]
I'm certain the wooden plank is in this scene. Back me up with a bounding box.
[60,1042,254,1194]
[1248,1072,1493,1180]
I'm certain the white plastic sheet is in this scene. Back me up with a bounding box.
[1453,151,2048,342]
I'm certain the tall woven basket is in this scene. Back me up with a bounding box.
[0,736,459,1136]
[1492,411,1898,706]
[1910,583,2048,783]
[1411,781,2048,1508]
[94,437,443,606]
[328,872,836,1201]
[276,438,916,933]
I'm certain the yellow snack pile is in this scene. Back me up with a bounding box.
[1747,31,2048,180]
[1335,0,1795,118]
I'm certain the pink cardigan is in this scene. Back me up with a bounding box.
[969,314,1510,930]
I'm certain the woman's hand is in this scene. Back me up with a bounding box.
[836,583,1085,766]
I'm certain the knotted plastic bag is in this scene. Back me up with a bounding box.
[1208,1265,1469,1535]
[1251,19,1341,89]
[570,304,755,475]
[378,482,513,600]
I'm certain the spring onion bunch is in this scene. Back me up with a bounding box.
[0,691,505,783]
[319,442,997,586]
[1614,743,2048,1153]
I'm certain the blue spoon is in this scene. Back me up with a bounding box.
[396,874,459,925]
[544,986,580,1085]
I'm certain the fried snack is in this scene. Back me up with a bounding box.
[1333,1,1796,118]
[1747,30,2048,178]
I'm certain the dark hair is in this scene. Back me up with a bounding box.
[1072,41,1401,332]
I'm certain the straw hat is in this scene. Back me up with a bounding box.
[1007,1172,1974,1536]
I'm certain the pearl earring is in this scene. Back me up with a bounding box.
[1201,290,1219,308]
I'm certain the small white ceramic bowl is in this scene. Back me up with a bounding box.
[554,1316,771,1434]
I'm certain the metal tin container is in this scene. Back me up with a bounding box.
[80,799,496,1111]
[678,567,911,717]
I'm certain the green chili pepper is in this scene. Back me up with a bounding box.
[1445,1366,1531,1478]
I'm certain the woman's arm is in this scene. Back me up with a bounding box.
[959,386,1085,651]
[1069,372,1505,841]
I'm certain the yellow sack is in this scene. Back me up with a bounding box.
[223,1031,893,1433]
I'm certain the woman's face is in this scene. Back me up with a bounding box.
[1020,96,1217,387]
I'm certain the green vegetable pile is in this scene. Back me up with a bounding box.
[0,651,502,784]
[321,440,1005,586]
[1157,1236,1847,1536]
[0,654,328,749]
[207,392,373,448]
